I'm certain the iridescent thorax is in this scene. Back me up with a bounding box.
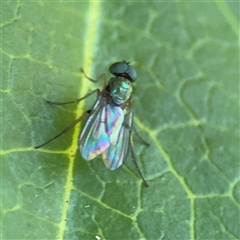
[108,77,133,105]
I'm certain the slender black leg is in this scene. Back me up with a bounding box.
[80,68,106,83]
[34,111,88,149]
[46,89,100,106]
[130,135,149,187]
[80,68,97,82]
[133,126,150,147]
[80,69,107,87]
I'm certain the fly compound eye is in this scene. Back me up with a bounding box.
[109,61,137,82]
[126,65,137,82]
[110,61,128,75]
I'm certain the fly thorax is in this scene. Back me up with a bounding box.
[109,78,133,105]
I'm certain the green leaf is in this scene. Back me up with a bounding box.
[1,1,239,239]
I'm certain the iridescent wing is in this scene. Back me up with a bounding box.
[102,110,133,170]
[79,95,125,160]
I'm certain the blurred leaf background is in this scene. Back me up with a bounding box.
[1,1,239,239]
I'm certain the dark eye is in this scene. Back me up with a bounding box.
[109,61,137,82]
[109,62,128,75]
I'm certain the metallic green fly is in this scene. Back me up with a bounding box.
[35,61,149,187]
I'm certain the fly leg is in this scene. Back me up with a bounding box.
[80,69,107,88]
[35,67,106,148]
[46,89,100,105]
[133,126,150,147]
[34,111,89,149]
[47,68,107,106]
[130,135,149,187]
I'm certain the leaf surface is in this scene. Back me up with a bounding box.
[1,1,239,239]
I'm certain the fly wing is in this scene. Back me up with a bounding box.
[79,95,125,160]
[102,110,133,170]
